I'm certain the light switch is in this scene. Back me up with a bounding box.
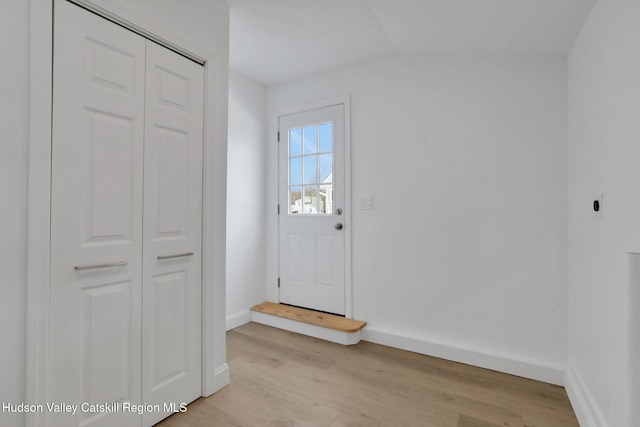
[360,196,374,210]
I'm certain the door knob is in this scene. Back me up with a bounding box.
[334,223,343,230]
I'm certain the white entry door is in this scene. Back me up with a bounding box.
[278,105,346,315]
[49,2,204,426]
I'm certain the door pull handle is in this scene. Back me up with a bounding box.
[74,261,128,271]
[157,252,194,260]
[334,223,343,230]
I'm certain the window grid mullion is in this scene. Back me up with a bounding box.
[286,122,334,215]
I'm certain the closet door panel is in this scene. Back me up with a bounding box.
[49,1,145,426]
[142,41,205,426]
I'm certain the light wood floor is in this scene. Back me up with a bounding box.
[157,322,579,427]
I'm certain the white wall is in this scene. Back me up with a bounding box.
[1,1,229,426]
[267,55,569,382]
[567,0,640,426]
[226,71,267,328]
[0,1,29,426]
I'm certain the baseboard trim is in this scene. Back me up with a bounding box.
[226,309,252,331]
[240,310,568,387]
[362,328,565,386]
[211,363,230,395]
[564,363,610,427]
[251,311,362,345]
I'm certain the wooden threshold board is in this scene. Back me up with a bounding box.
[251,302,366,333]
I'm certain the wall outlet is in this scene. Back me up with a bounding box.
[360,196,374,210]
[594,193,603,218]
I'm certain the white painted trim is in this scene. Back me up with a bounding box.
[274,95,353,318]
[226,309,252,331]
[249,311,565,384]
[362,328,566,386]
[26,2,53,426]
[627,252,640,427]
[213,363,230,393]
[565,363,611,427]
[342,96,353,319]
[200,9,228,398]
[274,96,351,120]
[251,311,362,345]
[26,0,229,417]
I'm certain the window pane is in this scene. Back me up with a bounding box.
[319,153,332,183]
[319,122,332,153]
[303,125,317,154]
[303,155,317,184]
[289,186,302,214]
[289,157,302,185]
[289,128,302,156]
[304,186,318,214]
[319,184,333,214]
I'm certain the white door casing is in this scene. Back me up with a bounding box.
[142,40,204,426]
[278,104,346,315]
[49,1,145,425]
[48,2,205,426]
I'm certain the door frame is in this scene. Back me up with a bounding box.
[26,1,229,424]
[274,97,353,318]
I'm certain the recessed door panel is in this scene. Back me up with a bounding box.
[157,66,190,111]
[287,233,304,283]
[150,271,189,390]
[85,109,136,244]
[81,280,134,408]
[155,126,189,239]
[316,236,334,287]
[86,36,137,94]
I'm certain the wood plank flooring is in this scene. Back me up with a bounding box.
[156,323,579,427]
[251,302,367,332]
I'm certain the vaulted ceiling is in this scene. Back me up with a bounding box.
[224,0,596,86]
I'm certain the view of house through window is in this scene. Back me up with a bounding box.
[288,122,334,214]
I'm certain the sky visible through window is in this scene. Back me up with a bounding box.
[289,123,332,184]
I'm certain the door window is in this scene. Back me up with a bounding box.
[288,122,333,215]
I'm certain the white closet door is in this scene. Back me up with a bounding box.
[141,41,204,426]
[49,1,145,426]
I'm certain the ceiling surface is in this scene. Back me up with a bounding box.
[224,0,596,86]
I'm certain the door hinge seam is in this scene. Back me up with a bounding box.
[277,131,280,142]
[277,277,280,288]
